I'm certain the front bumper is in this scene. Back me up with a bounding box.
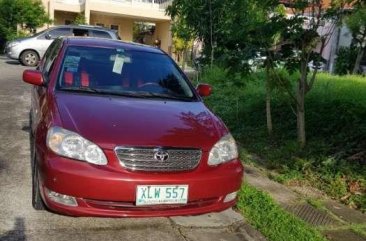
[4,46,20,60]
[39,150,244,217]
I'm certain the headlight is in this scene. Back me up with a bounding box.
[7,41,20,48]
[208,134,238,166]
[47,126,107,165]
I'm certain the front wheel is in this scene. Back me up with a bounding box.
[31,142,45,210]
[20,50,39,67]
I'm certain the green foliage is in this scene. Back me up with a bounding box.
[345,2,366,47]
[0,0,51,42]
[167,0,281,72]
[334,47,358,75]
[345,1,366,73]
[73,14,86,25]
[203,71,366,211]
[237,184,327,241]
[325,175,348,199]
[200,65,229,86]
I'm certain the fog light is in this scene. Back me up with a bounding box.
[224,191,238,203]
[46,189,78,207]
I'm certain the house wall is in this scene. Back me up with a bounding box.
[153,21,171,53]
[54,11,78,25]
[40,0,172,53]
[90,14,134,42]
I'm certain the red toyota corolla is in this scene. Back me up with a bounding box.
[23,37,244,217]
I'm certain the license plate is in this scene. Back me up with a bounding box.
[136,185,188,206]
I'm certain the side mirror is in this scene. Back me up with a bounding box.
[196,83,212,97]
[23,70,44,86]
[45,34,52,40]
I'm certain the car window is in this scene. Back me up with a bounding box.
[91,30,112,39]
[42,39,62,81]
[73,28,89,37]
[47,28,72,39]
[58,46,196,101]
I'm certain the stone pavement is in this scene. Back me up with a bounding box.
[170,209,267,241]
[245,165,366,241]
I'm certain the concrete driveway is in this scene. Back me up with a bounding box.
[0,55,265,241]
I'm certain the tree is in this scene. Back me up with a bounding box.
[345,1,366,74]
[73,13,86,25]
[167,0,348,148]
[167,0,274,73]
[171,17,194,70]
[254,4,287,137]
[0,0,50,42]
[278,0,347,148]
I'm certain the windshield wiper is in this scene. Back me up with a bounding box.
[59,88,195,101]
[60,86,101,93]
[136,92,195,101]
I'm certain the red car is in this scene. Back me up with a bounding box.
[23,37,244,217]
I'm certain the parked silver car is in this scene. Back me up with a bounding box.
[4,25,120,66]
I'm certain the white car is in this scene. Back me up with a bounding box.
[4,25,119,66]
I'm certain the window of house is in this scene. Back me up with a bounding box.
[111,25,119,31]
[65,20,72,25]
[96,23,105,27]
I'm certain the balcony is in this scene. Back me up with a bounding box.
[55,0,85,4]
[91,0,172,11]
[89,0,172,21]
[53,0,85,12]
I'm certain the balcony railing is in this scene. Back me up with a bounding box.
[93,0,172,11]
[55,0,85,4]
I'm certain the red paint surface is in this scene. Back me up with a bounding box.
[28,38,244,217]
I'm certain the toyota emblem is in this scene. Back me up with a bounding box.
[154,150,169,161]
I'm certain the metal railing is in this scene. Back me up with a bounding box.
[92,0,172,10]
[55,0,85,4]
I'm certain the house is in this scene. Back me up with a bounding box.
[40,0,172,53]
[280,0,365,73]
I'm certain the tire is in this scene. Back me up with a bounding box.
[31,141,45,210]
[20,50,39,67]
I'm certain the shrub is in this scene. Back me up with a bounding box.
[334,47,358,75]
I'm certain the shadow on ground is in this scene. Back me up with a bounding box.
[0,158,6,172]
[0,218,27,241]
[5,61,20,65]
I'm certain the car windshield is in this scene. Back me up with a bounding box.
[57,46,196,101]
[33,29,48,37]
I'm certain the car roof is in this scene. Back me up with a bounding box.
[51,25,112,32]
[63,37,165,54]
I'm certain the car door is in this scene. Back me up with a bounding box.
[36,27,71,58]
[31,39,62,135]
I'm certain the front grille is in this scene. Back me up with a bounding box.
[84,198,218,211]
[115,147,202,172]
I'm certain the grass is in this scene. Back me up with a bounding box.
[237,184,327,241]
[202,68,366,212]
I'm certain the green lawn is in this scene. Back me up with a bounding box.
[237,184,327,241]
[203,69,366,211]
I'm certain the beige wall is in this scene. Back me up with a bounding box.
[90,14,134,42]
[153,21,171,53]
[40,0,172,54]
[88,0,170,22]
[54,11,78,25]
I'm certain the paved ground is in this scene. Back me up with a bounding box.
[0,55,265,241]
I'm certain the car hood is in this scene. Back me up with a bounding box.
[12,36,32,43]
[55,92,228,151]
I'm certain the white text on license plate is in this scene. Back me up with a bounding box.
[136,185,188,206]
